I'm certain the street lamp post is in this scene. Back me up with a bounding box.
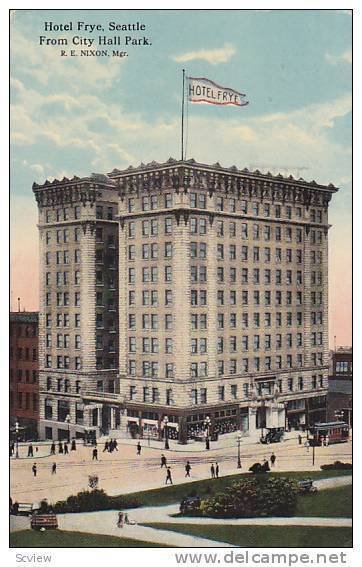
[163,416,169,450]
[204,416,211,450]
[15,421,19,459]
[66,414,71,443]
[237,431,242,468]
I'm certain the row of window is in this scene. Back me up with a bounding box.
[10,324,37,337]
[9,347,37,361]
[45,355,82,369]
[46,334,81,349]
[127,311,324,331]
[45,250,81,265]
[127,374,325,405]
[128,242,173,260]
[10,391,38,411]
[9,368,37,382]
[127,193,324,224]
[44,205,115,223]
[127,353,325,379]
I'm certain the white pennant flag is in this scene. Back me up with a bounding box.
[187,76,249,107]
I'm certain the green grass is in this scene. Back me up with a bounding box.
[296,485,352,518]
[10,529,169,548]
[142,524,352,548]
[127,470,352,507]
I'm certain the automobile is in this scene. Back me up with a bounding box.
[180,496,201,515]
[30,512,58,531]
[260,427,285,444]
[297,479,318,495]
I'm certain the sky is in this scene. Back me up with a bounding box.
[10,9,352,347]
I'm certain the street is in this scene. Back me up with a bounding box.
[10,436,352,505]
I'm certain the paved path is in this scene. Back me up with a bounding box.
[10,475,352,547]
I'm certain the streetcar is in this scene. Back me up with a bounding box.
[309,421,350,446]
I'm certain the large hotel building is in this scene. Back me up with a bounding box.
[33,159,337,443]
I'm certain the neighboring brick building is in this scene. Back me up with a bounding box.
[328,347,352,426]
[33,159,337,443]
[10,312,39,439]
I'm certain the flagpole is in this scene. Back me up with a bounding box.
[181,69,185,161]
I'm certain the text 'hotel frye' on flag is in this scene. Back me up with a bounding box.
[187,76,249,107]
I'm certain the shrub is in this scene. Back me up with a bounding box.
[52,489,139,513]
[320,461,352,471]
[202,477,297,518]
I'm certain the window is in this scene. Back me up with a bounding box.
[165,193,173,208]
[231,384,238,399]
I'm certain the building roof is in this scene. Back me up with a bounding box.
[10,312,39,324]
[107,157,338,193]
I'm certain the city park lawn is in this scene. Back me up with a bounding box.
[126,470,352,508]
[141,524,352,548]
[10,529,169,548]
[295,484,352,518]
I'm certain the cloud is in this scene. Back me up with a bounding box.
[172,43,236,65]
[325,49,352,65]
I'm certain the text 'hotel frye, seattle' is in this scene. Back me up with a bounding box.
[32,158,337,444]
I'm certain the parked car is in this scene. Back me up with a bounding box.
[260,427,285,444]
[180,496,201,515]
[297,479,318,495]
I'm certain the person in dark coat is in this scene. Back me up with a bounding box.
[298,434,302,445]
[210,463,215,479]
[64,442,69,455]
[103,441,109,452]
[32,463,37,477]
[161,454,167,468]
[92,448,98,461]
[52,463,57,474]
[165,466,173,484]
[270,452,276,467]
[58,441,63,454]
[185,461,191,477]
[113,439,118,451]
[137,442,141,455]
[215,462,219,478]
[71,439,76,451]
[28,443,34,457]
[50,442,56,455]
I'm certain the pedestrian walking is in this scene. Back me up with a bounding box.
[137,442,141,455]
[32,463,37,477]
[27,443,34,457]
[71,439,76,451]
[211,463,215,479]
[50,442,56,455]
[185,461,191,477]
[92,448,98,461]
[58,441,63,454]
[304,440,310,453]
[215,462,219,478]
[161,454,167,468]
[117,511,124,528]
[165,466,173,484]
[51,463,57,475]
[64,443,69,455]
[298,434,302,445]
[103,441,109,452]
[270,452,276,467]
[205,437,210,450]
[113,439,118,451]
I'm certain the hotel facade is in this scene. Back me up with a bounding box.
[33,159,337,443]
